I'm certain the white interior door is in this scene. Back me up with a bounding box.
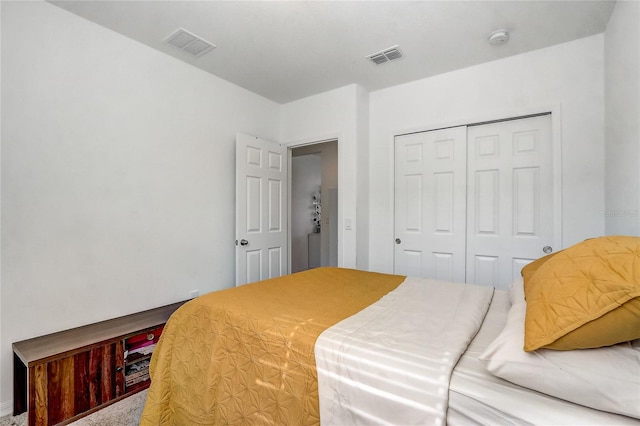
[236,133,288,286]
[466,115,554,289]
[394,126,467,282]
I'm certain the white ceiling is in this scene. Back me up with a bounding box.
[49,0,616,104]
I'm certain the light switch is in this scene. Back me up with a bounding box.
[344,218,353,230]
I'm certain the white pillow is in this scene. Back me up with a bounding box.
[508,276,525,306]
[479,286,640,420]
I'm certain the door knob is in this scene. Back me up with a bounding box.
[395,238,401,244]
[543,246,552,254]
[240,239,249,246]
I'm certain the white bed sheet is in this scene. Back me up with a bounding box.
[447,291,639,425]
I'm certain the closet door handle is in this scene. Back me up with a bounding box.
[395,238,402,244]
[240,239,249,246]
[543,246,552,254]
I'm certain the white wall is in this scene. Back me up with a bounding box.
[0,1,279,411]
[279,84,367,269]
[355,86,370,270]
[605,0,640,235]
[368,35,606,273]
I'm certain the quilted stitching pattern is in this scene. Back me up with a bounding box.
[524,236,640,351]
[139,267,404,425]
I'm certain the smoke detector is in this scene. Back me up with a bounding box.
[165,28,216,57]
[367,45,404,65]
[488,29,509,45]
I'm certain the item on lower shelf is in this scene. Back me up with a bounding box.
[125,358,151,386]
[130,342,156,356]
[126,370,150,386]
[126,358,150,373]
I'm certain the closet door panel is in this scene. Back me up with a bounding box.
[473,255,499,286]
[466,115,554,289]
[473,169,500,235]
[433,252,454,281]
[394,127,467,282]
[513,167,539,235]
[434,172,454,232]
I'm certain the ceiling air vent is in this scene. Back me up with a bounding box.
[367,45,404,65]
[165,28,216,57]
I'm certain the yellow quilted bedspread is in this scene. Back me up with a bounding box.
[140,267,404,425]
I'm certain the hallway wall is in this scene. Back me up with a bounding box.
[291,154,321,273]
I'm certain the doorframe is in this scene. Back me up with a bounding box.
[390,104,563,271]
[286,136,340,273]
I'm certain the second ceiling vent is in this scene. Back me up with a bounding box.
[165,28,216,57]
[367,45,404,65]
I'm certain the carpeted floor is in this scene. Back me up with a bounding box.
[0,389,147,426]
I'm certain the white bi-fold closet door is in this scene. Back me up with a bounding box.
[394,114,555,290]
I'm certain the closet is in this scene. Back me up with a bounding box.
[393,114,557,290]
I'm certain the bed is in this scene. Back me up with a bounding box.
[140,236,640,425]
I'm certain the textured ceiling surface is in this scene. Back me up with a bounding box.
[49,1,616,104]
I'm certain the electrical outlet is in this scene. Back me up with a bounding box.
[189,290,199,299]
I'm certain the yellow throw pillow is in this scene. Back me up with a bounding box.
[520,251,560,282]
[524,236,640,351]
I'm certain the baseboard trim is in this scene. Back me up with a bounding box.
[0,400,13,418]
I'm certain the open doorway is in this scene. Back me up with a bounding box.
[290,140,338,273]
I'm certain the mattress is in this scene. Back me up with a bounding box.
[447,291,638,425]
